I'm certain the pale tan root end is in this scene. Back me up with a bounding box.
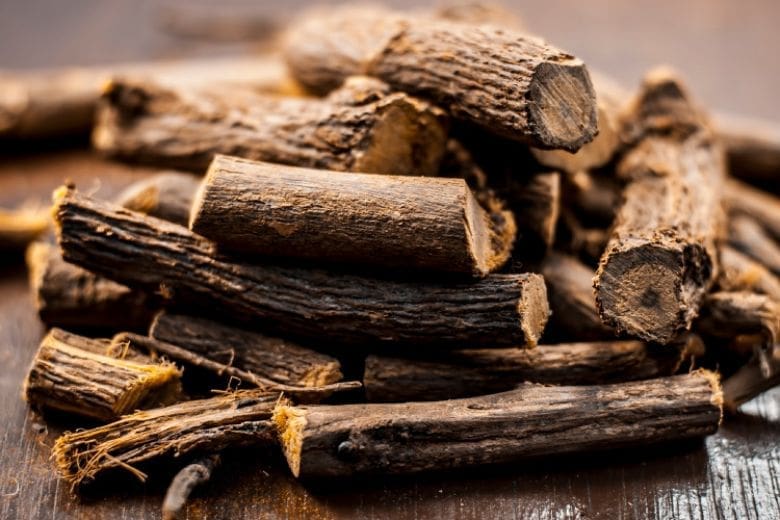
[50,185,75,245]
[52,427,149,491]
[51,434,78,485]
[518,275,550,348]
[51,433,93,489]
[695,368,724,424]
[464,188,516,276]
[355,93,447,177]
[51,185,72,212]
[300,361,343,387]
[113,362,182,416]
[187,159,215,230]
[273,399,307,478]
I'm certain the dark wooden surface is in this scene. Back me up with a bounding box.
[2,1,780,518]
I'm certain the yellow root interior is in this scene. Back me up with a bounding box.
[272,401,307,477]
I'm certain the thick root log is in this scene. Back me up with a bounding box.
[594,70,725,344]
[54,188,550,348]
[190,156,515,276]
[363,339,691,402]
[283,6,597,150]
[93,75,447,176]
[275,372,722,478]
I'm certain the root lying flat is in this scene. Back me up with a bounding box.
[52,390,279,489]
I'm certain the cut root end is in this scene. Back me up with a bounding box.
[695,368,723,423]
[272,401,307,478]
[519,274,550,348]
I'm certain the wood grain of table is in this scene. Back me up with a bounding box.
[1,1,779,518]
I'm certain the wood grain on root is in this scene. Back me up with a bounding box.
[531,72,627,172]
[27,174,203,331]
[24,328,181,421]
[503,172,560,254]
[594,70,725,344]
[110,333,358,403]
[275,371,722,478]
[150,311,343,388]
[190,156,515,276]
[93,75,448,176]
[25,171,201,330]
[283,6,597,150]
[52,390,279,490]
[283,6,406,94]
[363,339,690,402]
[44,327,152,364]
[53,188,549,348]
[38,328,153,363]
[26,241,157,331]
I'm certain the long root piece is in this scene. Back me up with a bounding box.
[363,339,694,402]
[275,372,722,478]
[189,155,516,276]
[53,187,550,348]
[283,5,597,150]
[52,390,279,490]
[594,69,725,344]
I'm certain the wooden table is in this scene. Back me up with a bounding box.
[2,1,780,518]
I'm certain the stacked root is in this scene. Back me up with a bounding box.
[7,2,780,517]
